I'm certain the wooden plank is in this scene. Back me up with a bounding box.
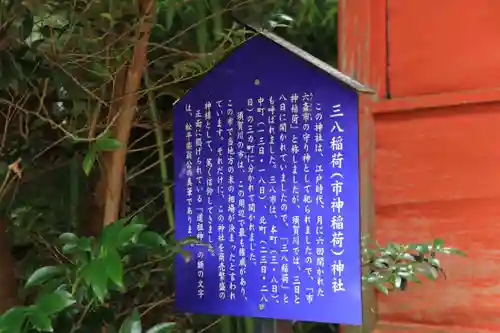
[373,88,500,114]
[338,0,387,98]
[388,0,500,97]
[373,102,500,332]
[374,322,491,333]
[375,102,500,206]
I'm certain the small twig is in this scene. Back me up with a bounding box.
[70,300,95,333]
[198,318,223,333]
[140,297,174,318]
[126,152,172,181]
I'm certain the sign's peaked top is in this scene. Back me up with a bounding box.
[244,22,374,94]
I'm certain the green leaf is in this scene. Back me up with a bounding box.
[95,136,122,151]
[0,307,26,333]
[82,260,108,303]
[178,249,192,263]
[177,236,214,254]
[77,238,92,252]
[27,309,52,332]
[100,220,125,250]
[35,290,76,316]
[394,276,402,289]
[130,214,147,225]
[407,274,422,284]
[433,238,444,251]
[119,310,142,333]
[428,258,441,269]
[374,282,389,295]
[441,247,466,257]
[104,248,124,288]
[59,233,78,244]
[26,266,65,288]
[82,148,97,176]
[137,231,167,248]
[117,223,147,246]
[146,322,176,333]
[61,243,77,254]
[100,13,114,21]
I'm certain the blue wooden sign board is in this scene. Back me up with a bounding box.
[173,28,370,326]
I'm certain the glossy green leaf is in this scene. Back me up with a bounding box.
[394,275,402,289]
[428,258,441,269]
[26,266,65,288]
[100,220,125,250]
[119,309,142,333]
[178,236,214,254]
[117,223,147,246]
[178,249,192,263]
[77,238,92,252]
[145,322,176,333]
[130,214,147,225]
[374,282,389,296]
[0,307,26,333]
[137,231,167,248]
[433,238,444,251]
[82,260,108,303]
[95,136,122,151]
[100,13,114,21]
[104,248,124,288]
[441,247,466,257]
[35,290,76,316]
[61,243,77,254]
[27,309,52,332]
[59,233,78,244]
[82,148,97,176]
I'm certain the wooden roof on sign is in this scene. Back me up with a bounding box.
[241,22,375,94]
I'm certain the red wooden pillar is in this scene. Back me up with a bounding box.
[340,1,500,333]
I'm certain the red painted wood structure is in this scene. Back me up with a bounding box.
[339,1,500,333]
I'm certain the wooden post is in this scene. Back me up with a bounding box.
[338,0,386,331]
[341,97,377,333]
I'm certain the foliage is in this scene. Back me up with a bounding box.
[362,237,465,295]
[0,215,195,333]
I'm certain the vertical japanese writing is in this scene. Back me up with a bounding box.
[194,107,205,299]
[246,99,257,265]
[314,101,325,298]
[302,93,314,304]
[236,107,247,299]
[330,103,346,294]
[185,104,194,238]
[267,96,280,303]
[256,95,270,307]
[278,95,290,305]
[205,102,214,244]
[215,100,226,300]
[289,93,301,305]
[227,100,237,301]
[279,95,289,228]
